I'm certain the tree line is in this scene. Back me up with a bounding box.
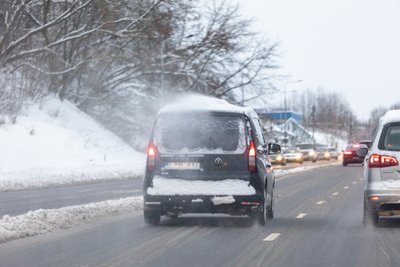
[0,0,279,149]
[287,88,360,143]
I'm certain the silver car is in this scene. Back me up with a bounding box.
[359,110,400,226]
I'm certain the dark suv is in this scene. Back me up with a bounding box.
[143,101,280,225]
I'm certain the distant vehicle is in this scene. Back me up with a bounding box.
[143,100,281,225]
[269,152,287,166]
[359,139,372,149]
[342,143,367,166]
[328,147,339,160]
[283,148,304,164]
[316,146,331,160]
[358,110,400,226]
[296,143,318,162]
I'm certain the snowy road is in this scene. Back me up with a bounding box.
[0,179,143,217]
[0,161,337,217]
[3,165,400,267]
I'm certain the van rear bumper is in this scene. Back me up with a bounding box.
[144,194,262,215]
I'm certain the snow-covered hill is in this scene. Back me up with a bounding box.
[0,97,146,191]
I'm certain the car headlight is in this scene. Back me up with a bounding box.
[296,154,301,159]
[276,156,283,161]
[309,151,315,156]
[324,152,330,157]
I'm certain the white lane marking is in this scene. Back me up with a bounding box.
[263,233,281,242]
[296,213,307,219]
[332,192,340,196]
[316,200,326,205]
[344,186,350,189]
[352,181,357,184]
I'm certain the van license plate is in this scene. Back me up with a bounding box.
[165,162,200,170]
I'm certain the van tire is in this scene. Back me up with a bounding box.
[257,191,268,225]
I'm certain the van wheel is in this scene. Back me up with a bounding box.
[363,201,378,227]
[144,209,161,225]
[257,191,267,226]
[258,188,274,225]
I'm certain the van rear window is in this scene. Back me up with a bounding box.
[154,113,246,154]
[379,124,400,151]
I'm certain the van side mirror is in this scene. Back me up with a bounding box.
[356,147,369,157]
[268,143,281,154]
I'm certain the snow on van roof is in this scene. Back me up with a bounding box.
[380,110,400,125]
[159,95,247,115]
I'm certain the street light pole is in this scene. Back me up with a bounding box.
[283,79,303,145]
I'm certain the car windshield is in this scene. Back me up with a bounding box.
[284,150,297,153]
[154,113,246,154]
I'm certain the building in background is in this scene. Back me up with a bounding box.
[255,109,313,147]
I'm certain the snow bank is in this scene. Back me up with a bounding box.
[147,176,256,196]
[0,97,146,191]
[0,165,139,191]
[0,196,143,244]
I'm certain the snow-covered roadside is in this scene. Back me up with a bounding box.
[274,161,340,178]
[0,196,143,244]
[0,97,146,191]
[0,165,142,192]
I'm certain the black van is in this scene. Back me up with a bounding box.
[143,100,280,225]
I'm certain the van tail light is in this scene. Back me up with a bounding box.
[147,143,157,172]
[248,140,257,172]
[344,150,352,155]
[369,154,398,168]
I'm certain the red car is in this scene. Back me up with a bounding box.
[342,143,368,166]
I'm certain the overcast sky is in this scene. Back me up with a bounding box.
[240,0,400,121]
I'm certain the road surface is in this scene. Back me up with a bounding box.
[0,160,331,217]
[2,164,400,267]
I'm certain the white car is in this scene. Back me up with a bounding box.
[283,149,304,164]
[358,110,400,226]
[328,147,339,160]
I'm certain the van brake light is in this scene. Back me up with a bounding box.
[147,143,157,171]
[248,140,257,172]
[369,154,398,168]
